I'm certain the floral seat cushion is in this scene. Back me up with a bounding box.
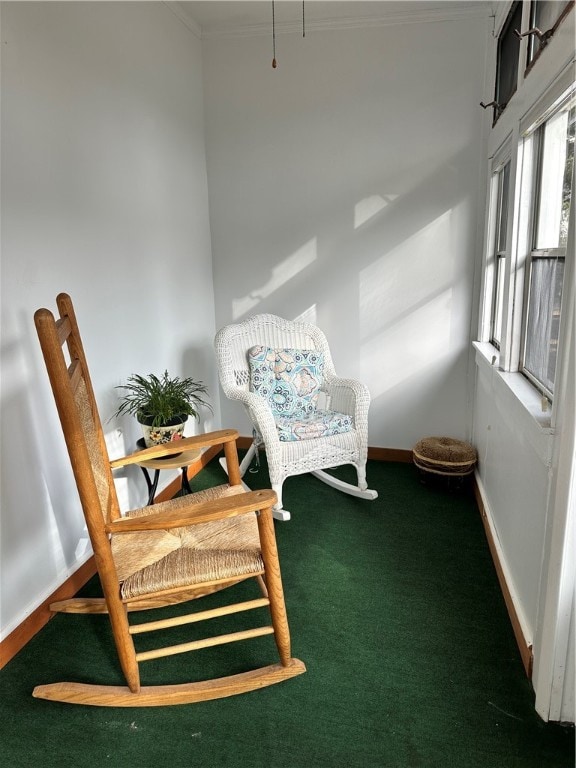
[248,346,353,442]
[275,410,353,442]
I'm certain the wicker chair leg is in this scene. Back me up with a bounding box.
[311,469,378,501]
[271,482,291,521]
[356,464,368,491]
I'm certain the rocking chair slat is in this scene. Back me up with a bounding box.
[56,315,72,345]
[135,626,275,662]
[50,581,254,614]
[129,597,270,634]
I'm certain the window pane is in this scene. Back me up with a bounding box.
[497,163,510,252]
[524,257,564,393]
[528,1,571,63]
[535,105,575,249]
[490,161,510,348]
[492,255,506,348]
[561,106,575,244]
[496,2,522,117]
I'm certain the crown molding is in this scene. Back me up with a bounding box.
[194,4,491,40]
[164,1,203,39]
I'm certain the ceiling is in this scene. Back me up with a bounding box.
[175,1,492,37]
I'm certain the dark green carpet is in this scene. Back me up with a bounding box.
[1,459,573,767]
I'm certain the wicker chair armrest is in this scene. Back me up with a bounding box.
[109,429,239,469]
[223,389,281,446]
[106,489,277,533]
[323,377,370,421]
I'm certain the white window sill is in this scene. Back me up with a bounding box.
[473,341,554,433]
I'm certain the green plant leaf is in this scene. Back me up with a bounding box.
[112,370,212,428]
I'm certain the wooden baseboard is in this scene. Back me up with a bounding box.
[236,439,413,464]
[368,447,413,463]
[0,444,223,669]
[473,478,534,678]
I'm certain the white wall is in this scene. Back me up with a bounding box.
[203,13,491,449]
[0,2,217,639]
[472,3,575,722]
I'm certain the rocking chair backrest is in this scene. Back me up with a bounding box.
[215,313,336,396]
[34,293,121,534]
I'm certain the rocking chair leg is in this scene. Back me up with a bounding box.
[271,483,291,522]
[256,506,292,666]
[310,469,378,501]
[238,441,258,477]
[107,600,140,693]
[221,448,291,521]
[219,442,257,484]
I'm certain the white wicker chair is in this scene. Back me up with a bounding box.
[215,314,378,521]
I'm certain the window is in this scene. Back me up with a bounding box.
[521,97,575,397]
[490,161,511,348]
[526,1,573,68]
[478,1,575,414]
[495,2,523,122]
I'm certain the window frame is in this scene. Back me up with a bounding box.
[477,1,575,429]
[525,1,574,73]
[494,1,523,124]
[489,159,512,349]
[519,96,575,398]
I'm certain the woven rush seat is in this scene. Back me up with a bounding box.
[112,484,263,600]
[412,436,477,477]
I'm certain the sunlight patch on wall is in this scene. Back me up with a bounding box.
[105,427,133,512]
[295,305,317,325]
[354,194,399,229]
[361,289,453,397]
[359,211,453,339]
[105,427,126,461]
[74,535,92,560]
[359,210,454,396]
[113,476,131,515]
[232,237,317,320]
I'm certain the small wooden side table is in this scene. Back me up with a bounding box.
[134,439,202,505]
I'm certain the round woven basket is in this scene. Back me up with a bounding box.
[412,436,477,477]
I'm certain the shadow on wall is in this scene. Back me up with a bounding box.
[0,312,90,631]
[221,146,476,441]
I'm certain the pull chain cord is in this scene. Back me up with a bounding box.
[272,0,277,68]
[271,1,305,68]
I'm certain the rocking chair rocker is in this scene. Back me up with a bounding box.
[215,314,378,521]
[32,294,305,707]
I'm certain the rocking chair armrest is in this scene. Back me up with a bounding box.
[109,429,239,469]
[106,489,277,533]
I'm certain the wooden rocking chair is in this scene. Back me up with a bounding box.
[32,294,305,707]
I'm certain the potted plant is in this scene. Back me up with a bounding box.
[113,370,212,447]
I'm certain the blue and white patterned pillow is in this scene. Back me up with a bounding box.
[248,346,324,418]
